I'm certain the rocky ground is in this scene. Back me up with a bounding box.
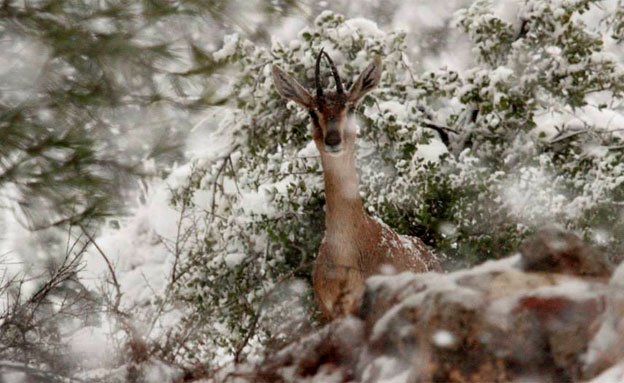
[214,227,624,383]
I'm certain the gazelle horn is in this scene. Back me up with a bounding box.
[315,47,325,102]
[322,51,344,95]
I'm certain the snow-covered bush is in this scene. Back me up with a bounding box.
[168,0,624,365]
[452,0,624,258]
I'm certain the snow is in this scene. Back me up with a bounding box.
[86,17,116,34]
[585,315,622,369]
[142,360,182,383]
[589,362,624,383]
[533,106,624,141]
[489,66,514,84]
[492,0,522,27]
[239,176,295,216]
[67,326,118,369]
[379,100,408,120]
[0,33,50,105]
[188,107,241,161]
[528,279,608,300]
[213,33,240,61]
[361,356,410,383]
[612,261,624,290]
[414,139,448,163]
[585,261,624,370]
[454,253,522,276]
[298,140,320,158]
[337,17,384,39]
[0,212,60,301]
[0,368,26,383]
[396,4,447,29]
[272,17,307,44]
[145,182,183,241]
[583,144,609,158]
[500,165,572,225]
[225,252,246,268]
[432,330,457,348]
[84,210,168,288]
[392,0,474,71]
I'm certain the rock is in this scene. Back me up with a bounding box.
[358,249,611,382]
[583,261,624,379]
[504,288,606,380]
[519,227,614,278]
[229,229,622,383]
[253,317,365,383]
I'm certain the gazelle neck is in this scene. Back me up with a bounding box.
[320,147,366,235]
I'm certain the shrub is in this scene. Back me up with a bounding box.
[170,1,624,364]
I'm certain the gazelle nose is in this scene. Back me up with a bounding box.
[324,131,341,147]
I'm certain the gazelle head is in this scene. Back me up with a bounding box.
[272,49,382,155]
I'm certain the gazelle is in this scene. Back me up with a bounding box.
[272,49,441,319]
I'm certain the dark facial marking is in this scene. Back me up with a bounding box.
[282,88,295,98]
[277,72,298,99]
[361,66,376,91]
[362,77,374,90]
[309,110,319,126]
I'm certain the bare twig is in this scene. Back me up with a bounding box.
[234,260,315,363]
[145,206,199,339]
[549,129,588,144]
[210,152,235,224]
[422,121,458,146]
[79,224,122,312]
[171,202,187,285]
[227,155,242,196]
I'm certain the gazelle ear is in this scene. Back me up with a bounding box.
[272,65,316,109]
[348,57,382,104]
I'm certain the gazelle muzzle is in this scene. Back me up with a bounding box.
[324,129,342,150]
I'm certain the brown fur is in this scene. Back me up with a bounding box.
[311,123,441,320]
[314,216,441,319]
